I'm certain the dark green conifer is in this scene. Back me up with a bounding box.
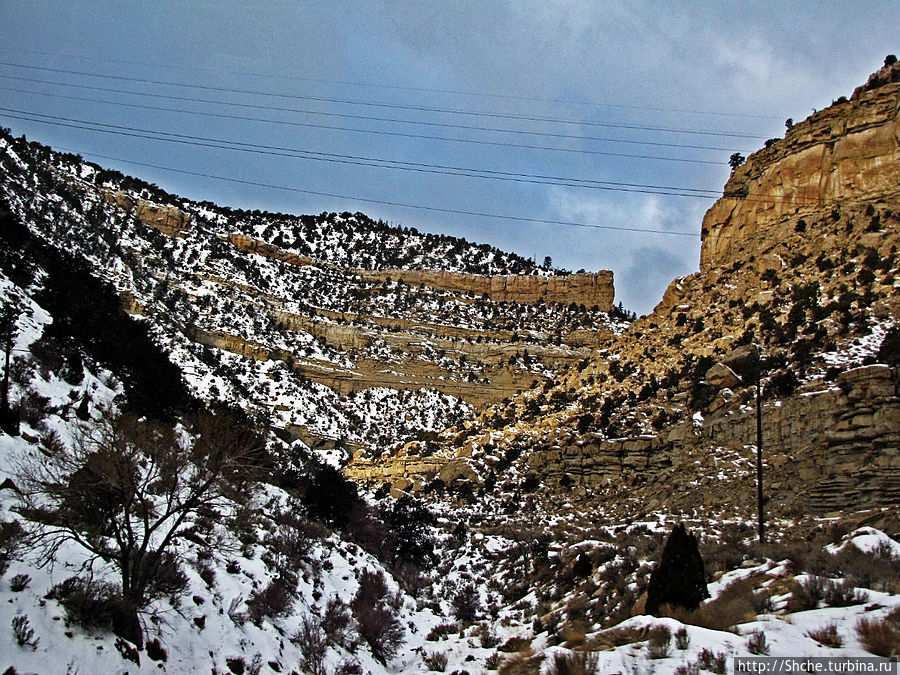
[646,523,709,616]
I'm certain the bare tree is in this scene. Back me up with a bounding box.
[15,405,265,645]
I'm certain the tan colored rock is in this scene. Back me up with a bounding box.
[103,189,192,237]
[705,363,741,389]
[358,268,615,309]
[438,459,477,484]
[701,64,900,273]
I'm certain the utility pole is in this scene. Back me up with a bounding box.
[755,353,765,544]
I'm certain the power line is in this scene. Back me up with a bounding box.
[51,146,703,238]
[0,107,724,197]
[0,61,768,140]
[0,73,747,153]
[0,83,730,165]
[0,46,782,121]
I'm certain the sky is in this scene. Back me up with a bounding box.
[0,2,897,315]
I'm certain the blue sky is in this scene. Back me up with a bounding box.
[0,1,897,314]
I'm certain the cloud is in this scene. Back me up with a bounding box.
[548,189,704,314]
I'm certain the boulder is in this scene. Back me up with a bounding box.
[705,363,741,389]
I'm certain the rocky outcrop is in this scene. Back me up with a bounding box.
[519,364,900,514]
[701,60,900,272]
[186,325,564,407]
[228,233,317,266]
[226,232,615,309]
[358,269,615,310]
[103,189,192,237]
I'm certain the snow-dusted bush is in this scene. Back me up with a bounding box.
[646,624,672,659]
[807,623,843,648]
[451,583,479,623]
[546,651,598,675]
[321,596,353,648]
[295,615,328,675]
[351,569,405,664]
[15,406,265,645]
[746,629,769,655]
[674,626,690,649]
[423,650,448,672]
[8,573,30,592]
[856,614,900,657]
[246,578,293,625]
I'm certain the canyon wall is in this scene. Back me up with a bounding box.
[700,61,900,272]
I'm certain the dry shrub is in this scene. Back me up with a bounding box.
[807,623,843,648]
[856,616,900,657]
[321,596,353,648]
[498,650,544,675]
[423,651,449,672]
[497,636,532,653]
[646,624,671,659]
[787,575,864,612]
[558,619,588,647]
[660,576,760,632]
[588,625,646,650]
[674,664,700,675]
[822,579,868,607]
[426,623,457,642]
[45,576,125,632]
[295,616,327,675]
[351,569,404,664]
[697,648,727,674]
[246,578,293,624]
[486,652,503,670]
[746,629,769,655]
[546,651,598,675]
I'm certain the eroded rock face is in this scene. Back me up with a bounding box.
[228,233,317,266]
[522,365,900,514]
[226,233,615,310]
[103,190,192,237]
[700,61,900,272]
[358,269,615,310]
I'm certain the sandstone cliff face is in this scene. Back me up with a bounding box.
[358,268,615,310]
[103,189,192,237]
[227,233,615,310]
[523,365,900,515]
[701,61,900,272]
[354,62,900,517]
[229,233,318,267]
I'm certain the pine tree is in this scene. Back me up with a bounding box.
[646,523,709,616]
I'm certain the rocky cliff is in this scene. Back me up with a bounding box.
[348,61,900,522]
[229,232,615,309]
[1,136,624,450]
[701,60,900,272]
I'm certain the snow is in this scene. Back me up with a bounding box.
[826,526,900,557]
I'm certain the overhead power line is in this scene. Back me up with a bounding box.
[0,61,768,141]
[0,73,748,153]
[0,82,735,164]
[0,107,724,197]
[53,146,702,238]
[0,85,725,165]
[0,46,782,121]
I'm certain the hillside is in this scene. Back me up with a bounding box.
[349,60,900,524]
[0,132,621,453]
[1,60,900,675]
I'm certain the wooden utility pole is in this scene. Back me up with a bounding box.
[756,364,765,544]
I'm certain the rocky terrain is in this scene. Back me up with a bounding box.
[347,59,900,528]
[0,134,624,452]
[0,59,899,675]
